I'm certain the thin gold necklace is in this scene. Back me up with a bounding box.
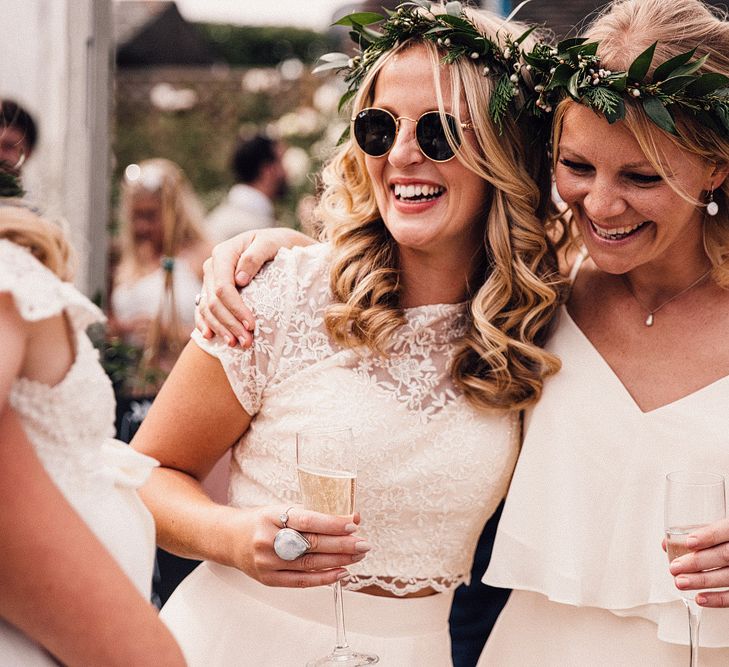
[621,267,713,326]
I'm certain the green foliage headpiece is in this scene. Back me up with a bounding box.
[0,163,24,198]
[314,1,538,131]
[524,38,729,136]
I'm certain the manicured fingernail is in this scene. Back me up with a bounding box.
[336,571,349,580]
[236,271,250,285]
[354,541,372,553]
[676,576,689,588]
[344,523,358,533]
[238,336,248,347]
[351,553,366,562]
[696,595,707,605]
[242,320,252,331]
[686,536,699,548]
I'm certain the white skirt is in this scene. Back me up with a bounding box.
[479,590,729,666]
[160,562,454,666]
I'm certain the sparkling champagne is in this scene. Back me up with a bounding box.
[665,524,706,562]
[298,466,356,515]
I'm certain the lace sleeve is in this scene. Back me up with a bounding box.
[0,239,104,330]
[192,248,303,416]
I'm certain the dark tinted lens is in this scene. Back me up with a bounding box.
[416,112,460,161]
[353,109,397,157]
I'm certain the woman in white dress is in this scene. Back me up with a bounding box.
[130,4,565,665]
[197,0,729,663]
[0,197,185,664]
[479,0,729,663]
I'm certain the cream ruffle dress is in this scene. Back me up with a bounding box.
[480,305,729,666]
[0,240,158,665]
[160,243,520,666]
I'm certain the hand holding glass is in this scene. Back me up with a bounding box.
[664,471,726,667]
[296,427,378,666]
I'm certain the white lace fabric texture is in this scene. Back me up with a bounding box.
[0,239,157,594]
[193,243,519,595]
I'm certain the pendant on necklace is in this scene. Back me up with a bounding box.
[645,312,654,327]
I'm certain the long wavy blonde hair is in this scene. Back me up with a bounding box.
[0,204,76,281]
[316,6,566,411]
[553,0,729,284]
[116,158,206,285]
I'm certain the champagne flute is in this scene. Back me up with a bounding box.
[664,471,726,667]
[296,427,379,667]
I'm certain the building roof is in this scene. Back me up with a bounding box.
[114,1,216,67]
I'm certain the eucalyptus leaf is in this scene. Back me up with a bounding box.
[652,48,696,82]
[546,63,574,90]
[438,14,476,31]
[337,89,357,113]
[567,71,582,98]
[670,53,709,78]
[609,75,628,93]
[628,42,657,82]
[334,12,385,27]
[696,110,724,134]
[566,41,598,59]
[642,95,677,134]
[658,75,698,95]
[556,37,587,54]
[513,25,537,46]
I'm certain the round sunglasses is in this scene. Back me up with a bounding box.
[351,107,473,163]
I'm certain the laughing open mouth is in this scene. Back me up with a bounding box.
[392,183,445,203]
[591,219,650,240]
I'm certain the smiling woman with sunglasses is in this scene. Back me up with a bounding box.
[130,3,564,665]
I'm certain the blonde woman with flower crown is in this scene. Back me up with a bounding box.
[197,1,729,664]
[478,0,729,664]
[0,191,185,664]
[130,3,566,664]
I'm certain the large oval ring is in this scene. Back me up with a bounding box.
[273,527,311,561]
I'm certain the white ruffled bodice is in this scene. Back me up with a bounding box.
[485,306,729,647]
[193,243,518,596]
[0,239,157,597]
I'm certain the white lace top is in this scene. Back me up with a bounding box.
[0,239,158,598]
[192,243,519,595]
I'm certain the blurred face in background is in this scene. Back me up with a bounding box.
[0,125,30,174]
[130,191,164,253]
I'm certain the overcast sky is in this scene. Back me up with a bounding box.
[172,0,365,29]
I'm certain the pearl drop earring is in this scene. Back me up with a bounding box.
[707,190,719,217]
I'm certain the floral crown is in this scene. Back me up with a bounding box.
[523,38,729,137]
[314,0,539,131]
[0,163,24,198]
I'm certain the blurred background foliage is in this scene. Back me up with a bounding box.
[112,20,347,233]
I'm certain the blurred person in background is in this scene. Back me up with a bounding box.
[108,157,218,606]
[205,133,288,243]
[0,99,37,179]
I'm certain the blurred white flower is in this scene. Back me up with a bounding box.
[241,68,281,93]
[312,82,342,114]
[275,107,322,137]
[282,146,311,186]
[149,83,198,112]
[279,58,304,81]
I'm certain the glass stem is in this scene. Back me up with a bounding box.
[333,580,351,652]
[685,598,702,667]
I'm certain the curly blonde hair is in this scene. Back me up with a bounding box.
[116,158,206,285]
[0,204,76,281]
[316,6,566,411]
[555,0,729,285]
